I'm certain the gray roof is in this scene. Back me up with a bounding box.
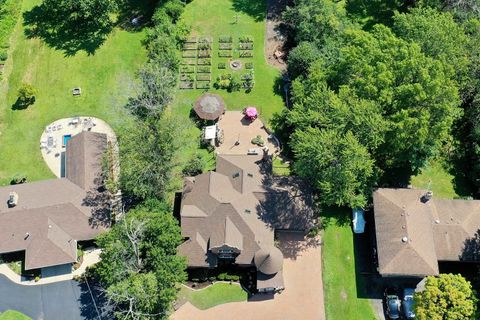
[178,154,313,272]
[373,188,480,277]
[0,132,109,270]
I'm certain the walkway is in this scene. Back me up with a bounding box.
[172,232,325,320]
[0,249,101,286]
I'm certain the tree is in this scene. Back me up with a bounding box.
[332,25,461,170]
[17,83,38,106]
[291,128,375,208]
[119,113,192,201]
[287,42,321,79]
[95,202,186,319]
[415,274,477,320]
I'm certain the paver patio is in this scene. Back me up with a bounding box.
[215,111,279,155]
[171,232,325,320]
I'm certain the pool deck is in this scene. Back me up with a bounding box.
[40,117,117,178]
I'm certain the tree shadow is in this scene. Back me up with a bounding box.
[77,272,111,320]
[460,229,480,262]
[320,206,351,229]
[116,0,158,31]
[231,0,266,22]
[22,4,114,56]
[345,0,405,29]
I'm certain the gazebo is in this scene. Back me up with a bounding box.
[193,93,226,121]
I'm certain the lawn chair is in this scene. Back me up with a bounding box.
[40,140,47,149]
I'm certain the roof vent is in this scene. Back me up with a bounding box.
[434,219,440,224]
[24,232,30,240]
[244,209,251,214]
[7,192,18,208]
[232,172,240,178]
[401,236,408,243]
[247,173,253,177]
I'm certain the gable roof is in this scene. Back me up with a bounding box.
[374,188,480,277]
[0,131,109,270]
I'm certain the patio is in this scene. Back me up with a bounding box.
[214,111,278,155]
[39,117,117,178]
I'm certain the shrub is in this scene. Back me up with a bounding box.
[218,62,226,69]
[251,135,265,146]
[219,51,232,58]
[245,62,253,69]
[219,35,232,43]
[0,50,7,61]
[17,83,38,106]
[197,58,211,65]
[197,66,211,73]
[196,74,211,81]
[183,154,206,176]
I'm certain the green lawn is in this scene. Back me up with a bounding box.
[322,209,376,320]
[0,0,147,185]
[174,0,284,123]
[178,282,248,310]
[0,311,31,320]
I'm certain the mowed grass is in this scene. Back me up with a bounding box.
[322,210,376,320]
[0,310,31,320]
[410,161,458,199]
[178,282,248,310]
[174,0,284,123]
[0,0,147,184]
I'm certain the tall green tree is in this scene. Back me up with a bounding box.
[96,203,186,319]
[415,274,477,320]
[291,128,375,208]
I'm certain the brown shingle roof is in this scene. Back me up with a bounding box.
[254,246,283,275]
[0,132,109,270]
[374,188,480,277]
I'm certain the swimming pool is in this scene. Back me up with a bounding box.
[63,134,72,147]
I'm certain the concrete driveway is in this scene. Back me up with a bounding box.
[172,232,325,320]
[0,275,100,320]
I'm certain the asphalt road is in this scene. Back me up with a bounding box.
[0,275,101,320]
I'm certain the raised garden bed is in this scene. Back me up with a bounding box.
[197,58,211,65]
[183,42,197,50]
[180,81,194,89]
[219,43,233,50]
[197,66,211,73]
[218,62,226,69]
[182,59,197,65]
[239,36,253,43]
[196,74,211,81]
[245,62,254,69]
[219,51,232,58]
[198,50,211,58]
[239,51,253,58]
[219,35,232,43]
[196,81,210,89]
[182,51,197,58]
[180,65,195,73]
[185,37,198,43]
[180,74,195,81]
[239,43,253,50]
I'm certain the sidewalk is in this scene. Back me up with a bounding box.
[0,248,101,286]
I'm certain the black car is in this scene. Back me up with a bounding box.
[384,288,401,320]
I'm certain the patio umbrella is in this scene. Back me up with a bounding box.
[193,93,226,121]
[245,107,258,119]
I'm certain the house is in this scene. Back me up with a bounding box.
[373,188,480,277]
[0,132,110,276]
[177,153,314,293]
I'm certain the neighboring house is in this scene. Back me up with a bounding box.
[373,188,480,277]
[177,153,314,293]
[0,132,110,276]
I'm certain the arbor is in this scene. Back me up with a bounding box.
[96,203,186,319]
[415,274,477,320]
[291,128,375,208]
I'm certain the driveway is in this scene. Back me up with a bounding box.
[0,275,100,320]
[172,232,325,320]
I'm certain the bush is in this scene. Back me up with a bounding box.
[183,154,206,176]
[218,62,226,69]
[251,135,265,146]
[219,35,232,43]
[245,62,253,69]
[17,83,38,106]
[219,51,232,58]
[0,50,7,61]
[197,66,211,73]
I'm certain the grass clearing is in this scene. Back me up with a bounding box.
[322,209,376,320]
[178,282,248,310]
[0,0,147,185]
[174,0,284,123]
[0,311,31,320]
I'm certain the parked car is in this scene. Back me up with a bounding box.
[352,208,366,233]
[403,288,416,319]
[385,288,401,319]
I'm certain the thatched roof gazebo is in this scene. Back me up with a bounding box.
[193,93,225,121]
